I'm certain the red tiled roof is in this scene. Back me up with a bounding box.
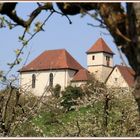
[72,69,91,82]
[19,49,83,72]
[117,65,135,87]
[87,38,114,55]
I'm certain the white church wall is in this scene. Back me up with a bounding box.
[67,70,77,86]
[20,69,76,96]
[106,67,129,88]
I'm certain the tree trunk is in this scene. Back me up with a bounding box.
[133,76,140,113]
[128,3,140,114]
[103,94,110,135]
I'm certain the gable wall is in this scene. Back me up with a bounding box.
[106,67,129,88]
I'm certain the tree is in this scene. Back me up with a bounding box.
[53,84,61,98]
[0,2,140,117]
[60,86,84,112]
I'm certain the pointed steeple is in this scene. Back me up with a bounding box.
[86,38,114,55]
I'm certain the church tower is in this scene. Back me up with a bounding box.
[86,38,114,82]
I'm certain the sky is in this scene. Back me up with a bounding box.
[0,2,128,82]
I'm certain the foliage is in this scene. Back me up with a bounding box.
[0,87,42,136]
[13,120,44,137]
[52,84,61,98]
[33,87,140,137]
[60,86,84,112]
[1,81,140,137]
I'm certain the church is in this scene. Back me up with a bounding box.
[19,38,135,96]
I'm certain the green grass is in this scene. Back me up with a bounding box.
[32,100,108,136]
[31,92,140,137]
[33,106,96,136]
[32,100,140,137]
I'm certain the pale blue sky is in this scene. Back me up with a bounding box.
[0,3,128,79]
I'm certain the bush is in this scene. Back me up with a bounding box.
[53,84,61,98]
[60,86,84,112]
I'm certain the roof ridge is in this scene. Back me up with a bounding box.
[46,48,66,51]
[116,64,131,68]
[100,38,104,51]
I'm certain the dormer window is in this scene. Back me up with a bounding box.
[92,55,95,60]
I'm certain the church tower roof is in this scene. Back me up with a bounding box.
[86,38,114,55]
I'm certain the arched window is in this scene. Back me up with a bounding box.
[92,55,95,60]
[32,74,36,88]
[106,56,110,66]
[49,73,53,87]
